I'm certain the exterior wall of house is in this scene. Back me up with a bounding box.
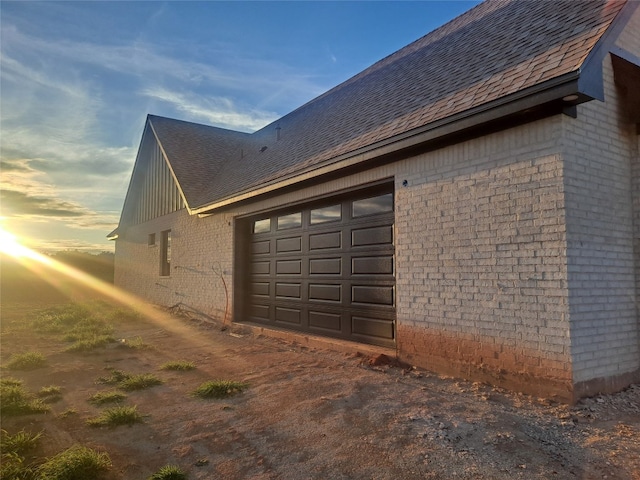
[114,208,235,323]
[114,166,399,322]
[114,13,640,402]
[560,17,640,397]
[393,116,574,400]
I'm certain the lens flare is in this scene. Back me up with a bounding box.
[0,228,36,259]
[0,228,207,343]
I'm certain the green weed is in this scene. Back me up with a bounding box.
[119,373,163,391]
[4,352,47,371]
[37,444,111,480]
[160,361,196,371]
[0,429,42,480]
[0,377,23,387]
[0,383,49,416]
[32,304,91,334]
[87,390,126,405]
[95,368,131,385]
[86,405,144,427]
[1,429,43,455]
[148,464,187,480]
[117,336,148,349]
[37,385,62,403]
[64,335,115,352]
[192,380,248,399]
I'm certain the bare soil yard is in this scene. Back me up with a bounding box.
[1,293,639,480]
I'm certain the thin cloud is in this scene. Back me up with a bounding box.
[142,87,278,132]
[1,189,88,218]
[2,23,325,113]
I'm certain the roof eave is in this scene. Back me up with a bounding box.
[192,72,584,215]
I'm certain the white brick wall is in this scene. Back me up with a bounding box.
[561,10,640,385]
[393,116,574,395]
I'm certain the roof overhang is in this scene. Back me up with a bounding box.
[106,228,119,241]
[193,72,586,215]
[611,47,640,125]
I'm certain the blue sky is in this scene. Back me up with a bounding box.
[1,1,479,253]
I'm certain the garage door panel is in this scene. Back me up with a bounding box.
[309,284,341,302]
[276,283,301,299]
[352,256,394,275]
[251,304,270,319]
[309,311,341,331]
[252,240,270,255]
[352,285,394,306]
[276,259,302,274]
[309,231,341,250]
[275,306,301,324]
[252,282,270,296]
[352,225,393,247]
[309,257,342,275]
[352,315,394,340]
[276,236,302,253]
[252,261,270,275]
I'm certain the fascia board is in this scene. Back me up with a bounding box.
[578,0,640,101]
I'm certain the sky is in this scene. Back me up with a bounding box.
[1,1,480,253]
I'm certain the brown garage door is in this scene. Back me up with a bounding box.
[243,186,395,347]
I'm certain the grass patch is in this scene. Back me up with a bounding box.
[30,303,119,353]
[37,444,111,479]
[0,377,23,387]
[64,335,115,353]
[32,304,92,335]
[86,405,144,427]
[0,382,50,416]
[160,360,196,371]
[117,336,148,349]
[148,464,187,480]
[95,368,131,385]
[1,429,43,455]
[193,380,248,399]
[4,352,47,371]
[119,373,163,391]
[105,307,143,323]
[38,385,62,403]
[1,429,43,480]
[58,409,77,418]
[88,390,127,406]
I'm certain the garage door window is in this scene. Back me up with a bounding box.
[310,204,341,225]
[353,193,393,217]
[277,212,302,230]
[253,218,271,234]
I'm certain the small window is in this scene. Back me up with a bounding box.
[160,230,171,276]
[253,218,271,234]
[310,204,341,225]
[277,212,302,230]
[353,193,393,217]
[148,233,156,246]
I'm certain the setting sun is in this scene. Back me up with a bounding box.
[0,228,34,259]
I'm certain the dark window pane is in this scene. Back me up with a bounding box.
[310,204,341,224]
[353,193,393,217]
[253,218,271,234]
[277,212,301,230]
[160,230,171,276]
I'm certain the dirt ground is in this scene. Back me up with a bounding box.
[1,296,639,480]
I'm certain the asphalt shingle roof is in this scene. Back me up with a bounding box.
[147,0,627,212]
